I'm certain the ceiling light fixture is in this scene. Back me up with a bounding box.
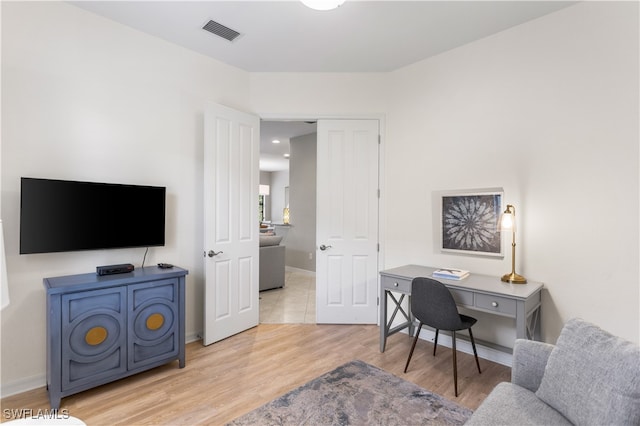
[284,153,290,158]
[301,0,345,11]
[272,139,281,144]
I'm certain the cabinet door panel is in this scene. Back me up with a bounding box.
[69,349,123,382]
[130,279,176,308]
[61,287,127,391]
[132,334,176,363]
[128,279,179,369]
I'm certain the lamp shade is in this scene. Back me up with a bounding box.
[259,185,270,196]
[301,0,345,11]
[499,205,516,232]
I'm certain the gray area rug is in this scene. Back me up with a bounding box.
[228,359,472,425]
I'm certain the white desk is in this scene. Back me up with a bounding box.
[379,265,543,353]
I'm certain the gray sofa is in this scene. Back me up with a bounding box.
[259,239,285,291]
[466,318,640,425]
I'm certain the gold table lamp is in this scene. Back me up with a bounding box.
[499,204,527,284]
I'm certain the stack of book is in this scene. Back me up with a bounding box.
[432,268,470,280]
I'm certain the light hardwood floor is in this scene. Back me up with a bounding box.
[1,324,511,425]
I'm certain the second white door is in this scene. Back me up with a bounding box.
[316,119,380,324]
[203,102,260,346]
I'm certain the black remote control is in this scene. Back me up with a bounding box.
[158,263,173,269]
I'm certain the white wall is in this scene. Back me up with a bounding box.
[270,170,289,224]
[1,2,251,394]
[250,73,389,117]
[286,133,318,271]
[384,1,639,345]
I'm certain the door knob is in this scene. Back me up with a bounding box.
[207,250,223,257]
[319,244,332,251]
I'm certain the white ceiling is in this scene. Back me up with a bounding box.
[260,121,317,171]
[69,0,575,171]
[70,1,574,73]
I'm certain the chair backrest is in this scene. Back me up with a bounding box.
[410,277,463,331]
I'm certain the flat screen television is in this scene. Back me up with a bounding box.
[20,177,166,254]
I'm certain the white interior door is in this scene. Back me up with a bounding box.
[316,119,380,324]
[203,102,259,346]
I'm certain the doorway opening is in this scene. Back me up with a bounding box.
[258,117,382,326]
[259,120,317,324]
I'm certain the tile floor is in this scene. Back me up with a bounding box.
[259,267,316,323]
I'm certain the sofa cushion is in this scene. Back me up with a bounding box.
[259,235,283,246]
[511,339,555,393]
[466,382,571,425]
[535,318,640,425]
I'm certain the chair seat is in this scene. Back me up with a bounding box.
[459,314,477,330]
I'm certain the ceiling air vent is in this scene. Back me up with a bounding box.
[202,20,241,42]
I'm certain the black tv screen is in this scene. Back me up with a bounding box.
[20,177,166,254]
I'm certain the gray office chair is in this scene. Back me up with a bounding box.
[403,277,481,397]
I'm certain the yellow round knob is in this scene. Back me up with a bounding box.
[85,326,108,346]
[146,313,165,330]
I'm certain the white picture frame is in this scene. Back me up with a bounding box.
[440,189,504,257]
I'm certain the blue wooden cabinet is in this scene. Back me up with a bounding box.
[44,266,188,409]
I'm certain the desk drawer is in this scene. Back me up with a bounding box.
[449,289,473,307]
[475,293,516,317]
[381,275,411,293]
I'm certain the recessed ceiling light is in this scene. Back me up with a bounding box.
[301,0,345,11]
[284,153,290,158]
[272,139,281,144]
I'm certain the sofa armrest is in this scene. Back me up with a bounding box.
[511,339,555,392]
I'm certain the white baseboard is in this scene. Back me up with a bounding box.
[412,328,513,367]
[1,374,45,399]
[187,332,202,344]
[285,266,315,277]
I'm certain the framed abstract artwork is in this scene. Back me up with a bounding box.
[441,189,503,257]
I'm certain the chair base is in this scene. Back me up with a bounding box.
[404,323,481,397]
